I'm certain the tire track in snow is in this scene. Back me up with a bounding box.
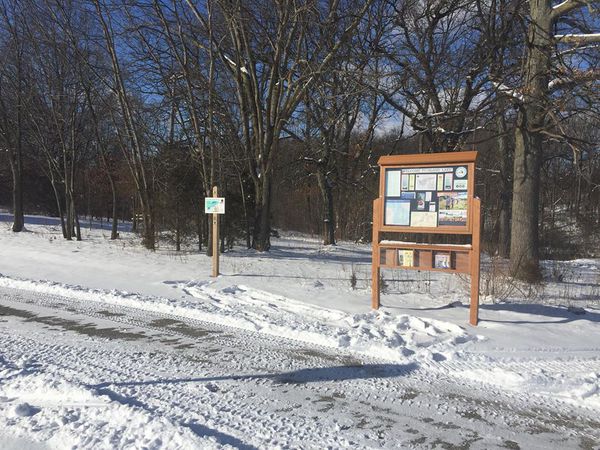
[1,287,599,449]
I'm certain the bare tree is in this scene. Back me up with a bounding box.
[92,0,157,249]
[373,0,493,153]
[504,0,600,279]
[0,0,26,232]
[25,0,97,241]
[185,0,374,251]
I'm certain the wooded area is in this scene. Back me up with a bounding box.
[0,0,599,281]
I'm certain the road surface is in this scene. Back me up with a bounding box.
[0,286,598,449]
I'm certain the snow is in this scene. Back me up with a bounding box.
[0,367,217,449]
[0,219,600,447]
[491,81,524,102]
[555,33,600,42]
[552,0,570,10]
[380,239,472,248]
[0,274,480,363]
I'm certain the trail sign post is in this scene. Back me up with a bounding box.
[205,186,224,277]
[371,151,482,325]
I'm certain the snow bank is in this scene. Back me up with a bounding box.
[457,367,600,410]
[0,356,221,449]
[0,274,480,364]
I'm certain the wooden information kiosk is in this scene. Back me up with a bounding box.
[371,151,482,325]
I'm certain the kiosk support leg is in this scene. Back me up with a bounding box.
[470,197,481,325]
[371,199,381,309]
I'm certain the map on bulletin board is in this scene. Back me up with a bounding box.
[383,165,469,227]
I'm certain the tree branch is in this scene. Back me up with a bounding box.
[555,33,600,44]
[551,0,596,21]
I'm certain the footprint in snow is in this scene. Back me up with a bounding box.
[13,402,40,417]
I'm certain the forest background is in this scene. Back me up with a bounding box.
[0,0,599,282]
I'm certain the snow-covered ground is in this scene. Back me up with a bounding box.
[1,219,599,448]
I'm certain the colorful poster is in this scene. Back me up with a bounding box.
[385,199,411,226]
[401,173,409,191]
[410,211,438,227]
[415,173,437,191]
[455,166,467,178]
[434,253,451,269]
[416,192,426,210]
[453,179,468,190]
[437,173,444,191]
[438,192,468,226]
[443,173,453,190]
[385,170,401,197]
[398,249,414,267]
[381,164,471,228]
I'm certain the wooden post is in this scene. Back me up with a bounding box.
[371,198,381,309]
[470,197,481,325]
[211,186,219,277]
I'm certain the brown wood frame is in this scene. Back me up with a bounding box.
[371,151,481,326]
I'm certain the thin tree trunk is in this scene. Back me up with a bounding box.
[197,208,202,252]
[316,168,336,246]
[238,173,251,249]
[65,183,73,241]
[50,176,66,238]
[132,195,137,233]
[496,99,511,258]
[10,30,24,233]
[111,187,118,240]
[94,0,155,250]
[74,204,82,241]
[9,152,24,232]
[175,209,181,252]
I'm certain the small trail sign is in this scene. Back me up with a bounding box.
[206,187,223,277]
[205,197,225,214]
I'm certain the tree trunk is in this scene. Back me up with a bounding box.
[252,175,272,251]
[239,173,251,249]
[111,191,118,240]
[74,205,82,241]
[316,168,336,246]
[206,200,213,257]
[142,205,155,250]
[496,100,511,258]
[10,154,24,232]
[49,176,66,238]
[175,217,181,251]
[196,209,203,253]
[65,186,73,241]
[510,113,543,281]
[509,0,551,281]
[101,153,118,240]
[9,52,24,233]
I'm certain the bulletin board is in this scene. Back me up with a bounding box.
[378,153,476,234]
[371,151,482,326]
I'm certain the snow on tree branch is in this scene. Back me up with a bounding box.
[551,0,596,20]
[548,69,600,91]
[555,33,600,44]
[491,81,524,102]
